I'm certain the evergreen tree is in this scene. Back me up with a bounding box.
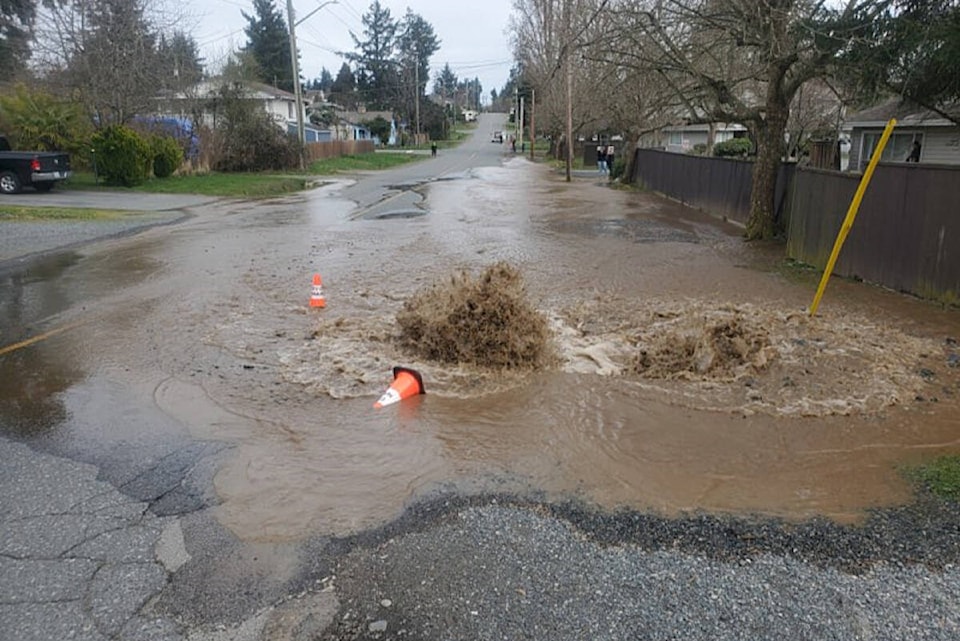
[346,1,398,109]
[157,31,204,93]
[433,63,457,99]
[395,9,439,126]
[329,61,357,108]
[318,67,334,93]
[0,0,37,80]
[844,0,960,123]
[242,0,293,91]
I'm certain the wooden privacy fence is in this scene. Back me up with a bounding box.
[304,139,375,162]
[631,148,794,227]
[786,163,960,303]
[630,147,960,303]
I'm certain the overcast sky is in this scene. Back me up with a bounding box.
[193,0,516,102]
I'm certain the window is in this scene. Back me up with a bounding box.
[715,131,734,143]
[668,131,683,146]
[859,132,922,170]
[288,101,294,119]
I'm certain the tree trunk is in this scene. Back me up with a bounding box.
[622,130,640,183]
[746,99,789,240]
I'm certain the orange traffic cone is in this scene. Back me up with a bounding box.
[374,366,425,408]
[309,273,326,308]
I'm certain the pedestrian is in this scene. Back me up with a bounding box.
[905,140,921,162]
[511,137,516,153]
[597,144,607,175]
[431,141,437,157]
[606,145,616,178]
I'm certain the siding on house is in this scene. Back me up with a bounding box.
[923,128,960,164]
[849,126,960,170]
[640,124,748,153]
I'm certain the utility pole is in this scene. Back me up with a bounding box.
[519,94,524,151]
[529,87,536,161]
[287,0,338,169]
[415,53,420,145]
[513,87,517,142]
[563,0,573,182]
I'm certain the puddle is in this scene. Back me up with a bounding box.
[369,208,427,220]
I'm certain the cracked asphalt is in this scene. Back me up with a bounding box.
[0,437,181,640]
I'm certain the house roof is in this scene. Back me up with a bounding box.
[661,123,748,133]
[845,98,958,128]
[188,79,304,103]
[336,110,393,124]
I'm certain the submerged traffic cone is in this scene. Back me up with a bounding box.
[374,366,425,408]
[309,273,326,308]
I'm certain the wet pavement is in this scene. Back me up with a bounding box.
[2,113,960,639]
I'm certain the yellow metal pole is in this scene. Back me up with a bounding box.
[808,118,897,317]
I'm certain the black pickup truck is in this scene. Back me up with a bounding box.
[0,135,72,194]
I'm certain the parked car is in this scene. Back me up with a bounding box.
[491,131,503,143]
[0,135,72,194]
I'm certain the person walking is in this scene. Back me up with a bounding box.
[606,144,616,179]
[431,141,437,157]
[597,144,607,175]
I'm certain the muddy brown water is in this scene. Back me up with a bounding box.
[5,160,960,542]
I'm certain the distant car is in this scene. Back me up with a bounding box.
[491,131,503,143]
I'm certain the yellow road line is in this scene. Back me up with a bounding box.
[0,321,82,357]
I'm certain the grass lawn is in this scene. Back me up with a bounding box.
[906,455,960,500]
[66,172,309,198]
[61,151,429,198]
[307,151,426,174]
[0,205,129,221]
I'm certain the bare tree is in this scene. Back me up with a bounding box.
[599,0,889,239]
[32,0,192,126]
[510,0,613,177]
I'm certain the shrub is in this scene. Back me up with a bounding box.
[209,82,301,172]
[713,138,753,158]
[91,125,152,186]
[609,155,627,181]
[150,134,184,178]
[363,116,391,145]
[0,84,93,167]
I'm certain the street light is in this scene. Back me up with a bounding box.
[287,0,338,168]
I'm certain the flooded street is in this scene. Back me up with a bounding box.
[3,135,959,551]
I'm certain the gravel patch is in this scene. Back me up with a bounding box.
[318,494,960,641]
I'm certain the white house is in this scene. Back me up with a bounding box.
[845,99,960,171]
[639,122,749,153]
[161,80,331,143]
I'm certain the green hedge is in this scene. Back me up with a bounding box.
[91,126,151,186]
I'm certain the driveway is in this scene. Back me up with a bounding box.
[1,189,218,212]
[0,190,220,266]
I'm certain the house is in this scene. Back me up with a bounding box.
[639,122,749,153]
[159,80,332,143]
[845,99,960,171]
[331,109,395,145]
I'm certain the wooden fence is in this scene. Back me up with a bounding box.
[631,148,794,227]
[786,163,960,303]
[630,148,960,303]
[304,139,375,162]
